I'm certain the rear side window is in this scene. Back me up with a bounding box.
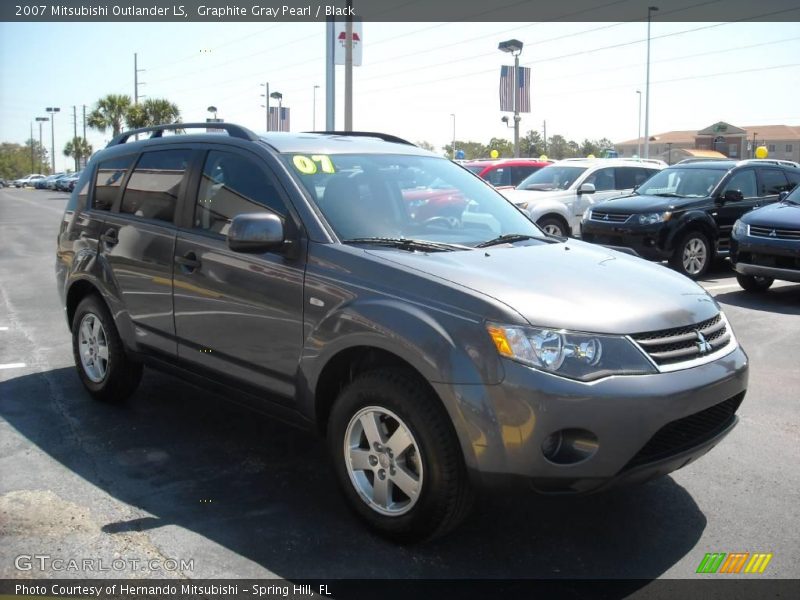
[121,149,191,223]
[615,167,653,189]
[194,151,286,235]
[510,166,539,185]
[722,170,757,198]
[785,170,800,190]
[758,169,790,196]
[94,155,136,211]
[585,167,615,191]
[485,167,510,186]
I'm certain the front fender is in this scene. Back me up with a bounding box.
[667,211,718,251]
[527,199,573,226]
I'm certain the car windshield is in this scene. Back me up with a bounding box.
[637,167,727,198]
[283,153,545,247]
[515,165,587,191]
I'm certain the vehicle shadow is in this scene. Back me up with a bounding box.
[714,284,800,315]
[0,366,707,587]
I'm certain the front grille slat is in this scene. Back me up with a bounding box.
[749,225,800,240]
[590,211,631,223]
[623,393,744,470]
[631,313,732,367]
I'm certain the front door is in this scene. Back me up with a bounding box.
[173,148,305,401]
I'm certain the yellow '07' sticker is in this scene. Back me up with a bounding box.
[292,154,335,174]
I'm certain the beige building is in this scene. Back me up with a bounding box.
[615,122,800,164]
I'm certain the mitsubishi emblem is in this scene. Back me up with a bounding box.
[769,230,777,237]
[603,214,609,221]
[695,330,713,355]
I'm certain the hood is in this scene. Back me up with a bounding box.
[741,201,800,228]
[366,240,718,335]
[501,188,574,205]
[592,193,703,213]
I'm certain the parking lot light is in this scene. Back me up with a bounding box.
[46,107,60,173]
[499,39,524,158]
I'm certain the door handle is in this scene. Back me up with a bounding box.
[175,252,201,271]
[100,228,118,246]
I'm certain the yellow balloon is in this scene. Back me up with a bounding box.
[539,154,548,161]
[755,146,768,159]
[587,154,596,159]
[490,149,499,159]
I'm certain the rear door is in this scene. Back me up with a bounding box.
[100,147,194,357]
[172,147,306,402]
[755,168,792,209]
[715,168,758,250]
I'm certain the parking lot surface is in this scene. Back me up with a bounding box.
[1,186,799,580]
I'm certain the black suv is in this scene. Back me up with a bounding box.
[580,160,800,278]
[56,124,749,541]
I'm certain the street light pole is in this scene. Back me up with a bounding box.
[260,82,270,131]
[46,107,60,173]
[36,117,48,173]
[450,113,456,159]
[636,90,642,157]
[30,121,34,174]
[643,6,658,159]
[313,85,320,130]
[752,132,757,158]
[499,39,524,158]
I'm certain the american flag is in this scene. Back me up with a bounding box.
[499,65,531,113]
[268,107,290,132]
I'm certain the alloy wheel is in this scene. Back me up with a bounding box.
[682,238,707,275]
[78,313,109,383]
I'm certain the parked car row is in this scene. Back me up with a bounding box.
[8,171,82,191]
[503,157,799,289]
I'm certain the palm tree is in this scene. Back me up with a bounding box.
[87,94,132,137]
[63,137,93,170]
[140,98,181,126]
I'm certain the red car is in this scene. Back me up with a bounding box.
[463,158,552,189]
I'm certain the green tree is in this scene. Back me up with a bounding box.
[520,130,544,157]
[0,140,49,179]
[416,140,436,152]
[487,137,513,158]
[63,137,93,170]
[88,94,132,137]
[546,135,570,160]
[442,140,488,159]
[139,98,181,126]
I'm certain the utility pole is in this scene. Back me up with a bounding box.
[312,84,320,130]
[644,6,658,159]
[543,120,547,156]
[35,117,48,173]
[344,0,353,131]
[134,53,145,140]
[72,106,79,171]
[83,105,87,141]
[30,122,35,173]
[46,107,60,173]
[325,19,335,129]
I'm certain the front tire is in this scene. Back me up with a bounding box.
[537,216,568,237]
[670,231,712,279]
[736,273,774,292]
[71,295,142,403]
[328,368,473,542]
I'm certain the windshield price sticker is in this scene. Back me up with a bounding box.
[292,155,335,175]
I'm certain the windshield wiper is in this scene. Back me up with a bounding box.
[476,234,542,248]
[343,237,471,252]
[651,192,684,197]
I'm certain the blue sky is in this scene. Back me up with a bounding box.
[1,20,799,171]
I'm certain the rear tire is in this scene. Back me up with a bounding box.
[736,273,774,292]
[71,295,142,403]
[328,368,473,542]
[670,231,712,279]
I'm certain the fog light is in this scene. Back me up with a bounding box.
[542,428,599,465]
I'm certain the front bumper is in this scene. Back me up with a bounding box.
[731,235,800,282]
[580,219,672,261]
[435,345,748,493]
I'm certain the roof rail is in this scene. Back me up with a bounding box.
[305,131,415,146]
[107,122,260,147]
[737,158,800,168]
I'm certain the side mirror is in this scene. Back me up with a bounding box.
[722,189,744,203]
[778,190,789,202]
[227,213,285,253]
[578,182,596,195]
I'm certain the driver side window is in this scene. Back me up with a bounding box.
[722,170,757,199]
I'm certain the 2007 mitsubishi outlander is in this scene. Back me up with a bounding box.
[56,124,748,541]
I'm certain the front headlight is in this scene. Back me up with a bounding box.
[583,208,593,221]
[486,323,656,381]
[732,219,749,239]
[638,211,672,225]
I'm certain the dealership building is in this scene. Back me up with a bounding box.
[615,122,800,164]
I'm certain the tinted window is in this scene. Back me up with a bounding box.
[638,168,725,198]
[517,165,587,191]
[485,167,510,186]
[121,149,191,222]
[585,167,615,191]
[785,170,800,189]
[510,166,539,185]
[194,151,286,235]
[615,167,653,190]
[758,169,790,195]
[94,155,135,211]
[722,170,757,198]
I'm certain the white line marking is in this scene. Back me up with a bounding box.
[0,327,8,331]
[0,363,27,370]
[703,281,798,291]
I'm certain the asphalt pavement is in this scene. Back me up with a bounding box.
[1,185,798,582]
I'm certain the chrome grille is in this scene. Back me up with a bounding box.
[590,210,630,223]
[749,225,800,240]
[631,314,732,367]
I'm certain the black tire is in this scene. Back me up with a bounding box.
[537,216,568,237]
[736,273,774,292]
[71,295,142,403]
[328,368,473,543]
[670,230,712,279]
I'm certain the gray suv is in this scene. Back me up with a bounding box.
[56,124,749,541]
